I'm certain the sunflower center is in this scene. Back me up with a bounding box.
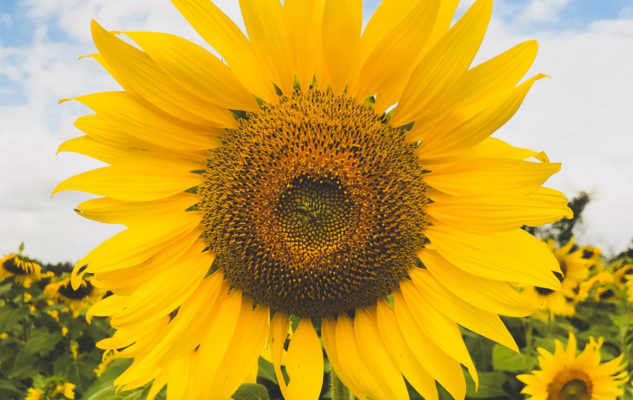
[275,175,352,253]
[548,370,592,400]
[558,379,589,400]
[199,90,429,318]
[58,281,94,300]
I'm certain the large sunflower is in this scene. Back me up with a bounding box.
[517,333,627,399]
[54,0,572,399]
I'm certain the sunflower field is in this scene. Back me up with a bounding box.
[1,193,632,400]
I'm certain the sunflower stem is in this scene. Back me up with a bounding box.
[524,317,533,349]
[331,369,354,400]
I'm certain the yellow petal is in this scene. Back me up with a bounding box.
[421,137,540,166]
[373,0,460,114]
[110,249,212,329]
[58,135,205,171]
[91,237,203,297]
[427,188,572,234]
[284,0,323,91]
[192,287,243,399]
[321,0,362,94]
[424,157,561,197]
[124,31,258,111]
[419,249,538,317]
[397,283,479,388]
[320,318,369,400]
[389,294,466,399]
[350,0,439,100]
[74,214,200,279]
[411,75,546,155]
[334,314,388,400]
[86,294,126,322]
[354,308,409,400]
[52,165,201,202]
[410,40,538,135]
[426,226,562,288]
[91,21,236,129]
[210,300,270,399]
[409,268,518,351]
[171,0,275,100]
[270,313,291,396]
[285,319,324,400]
[165,355,190,400]
[75,194,198,227]
[69,92,219,151]
[391,0,492,126]
[240,0,294,94]
[358,0,418,65]
[374,301,439,400]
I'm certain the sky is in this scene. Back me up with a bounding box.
[1,0,632,263]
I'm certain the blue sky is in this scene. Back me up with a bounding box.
[1,0,633,262]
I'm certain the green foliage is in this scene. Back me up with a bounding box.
[233,384,271,400]
[0,273,112,399]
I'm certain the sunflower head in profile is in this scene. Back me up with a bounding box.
[518,333,627,400]
[44,276,103,317]
[54,0,572,398]
[613,263,633,287]
[0,253,42,288]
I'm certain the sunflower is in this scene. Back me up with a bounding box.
[522,238,596,317]
[613,264,633,287]
[44,276,103,317]
[517,333,627,399]
[54,0,572,398]
[0,253,42,288]
[25,388,44,400]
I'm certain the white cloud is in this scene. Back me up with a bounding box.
[520,0,571,23]
[22,0,243,44]
[1,1,632,262]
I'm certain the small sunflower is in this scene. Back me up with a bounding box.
[613,264,633,287]
[0,253,42,288]
[55,0,572,398]
[522,238,593,317]
[25,388,44,400]
[522,285,575,318]
[517,333,627,400]
[44,276,103,317]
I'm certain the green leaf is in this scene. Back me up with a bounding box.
[0,377,23,398]
[232,383,270,400]
[23,327,62,356]
[257,357,277,384]
[0,306,26,332]
[491,345,536,372]
[7,350,40,379]
[466,371,509,398]
[0,283,13,297]
[18,242,24,253]
[82,358,132,400]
